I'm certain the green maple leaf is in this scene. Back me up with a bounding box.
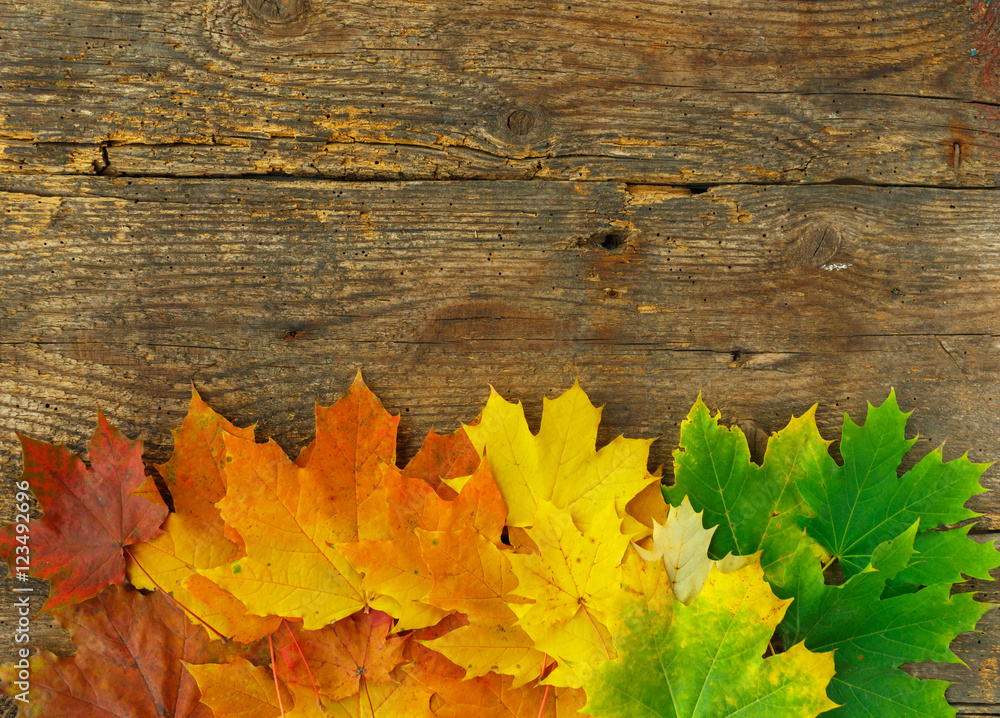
[579,551,838,718]
[667,392,1000,718]
[664,396,834,588]
[798,391,993,579]
[779,523,992,718]
[884,525,1000,597]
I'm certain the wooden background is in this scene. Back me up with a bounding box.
[1,0,999,713]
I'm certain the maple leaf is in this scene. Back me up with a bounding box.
[670,392,1000,717]
[665,397,832,589]
[778,522,993,718]
[129,512,282,642]
[580,551,837,718]
[293,371,399,538]
[622,476,669,538]
[186,656,293,718]
[783,395,998,716]
[375,451,546,685]
[404,643,589,717]
[401,426,482,496]
[885,523,1000,597]
[0,411,168,612]
[337,459,504,630]
[200,373,403,629]
[634,496,753,605]
[186,573,284,642]
[199,432,368,628]
[318,669,437,718]
[0,584,218,717]
[274,611,408,701]
[127,387,280,641]
[155,383,256,543]
[464,382,659,530]
[505,500,634,687]
[417,525,545,685]
[332,473,444,629]
[192,641,435,718]
[797,391,996,579]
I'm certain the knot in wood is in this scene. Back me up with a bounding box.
[243,0,309,25]
[790,221,842,268]
[507,109,536,136]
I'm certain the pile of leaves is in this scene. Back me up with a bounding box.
[0,375,996,717]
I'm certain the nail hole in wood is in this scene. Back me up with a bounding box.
[599,232,626,251]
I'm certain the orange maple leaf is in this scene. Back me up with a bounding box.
[405,644,589,717]
[274,611,407,701]
[199,373,404,628]
[401,426,482,496]
[127,387,279,641]
[417,523,545,685]
[337,456,507,629]
[185,656,292,718]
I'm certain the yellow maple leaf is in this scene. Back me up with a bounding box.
[464,382,658,529]
[421,619,544,689]
[199,433,370,629]
[129,513,280,642]
[506,500,635,687]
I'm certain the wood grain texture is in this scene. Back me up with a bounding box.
[0,176,997,515]
[2,0,1000,709]
[1,0,999,184]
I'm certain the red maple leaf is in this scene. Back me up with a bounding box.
[0,410,168,612]
[1,584,218,717]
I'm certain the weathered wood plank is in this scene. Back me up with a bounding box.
[0,175,997,508]
[1,0,999,184]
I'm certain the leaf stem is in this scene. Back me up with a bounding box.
[536,683,552,718]
[123,547,228,643]
[283,619,321,706]
[535,656,555,718]
[362,675,375,718]
[269,633,286,718]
